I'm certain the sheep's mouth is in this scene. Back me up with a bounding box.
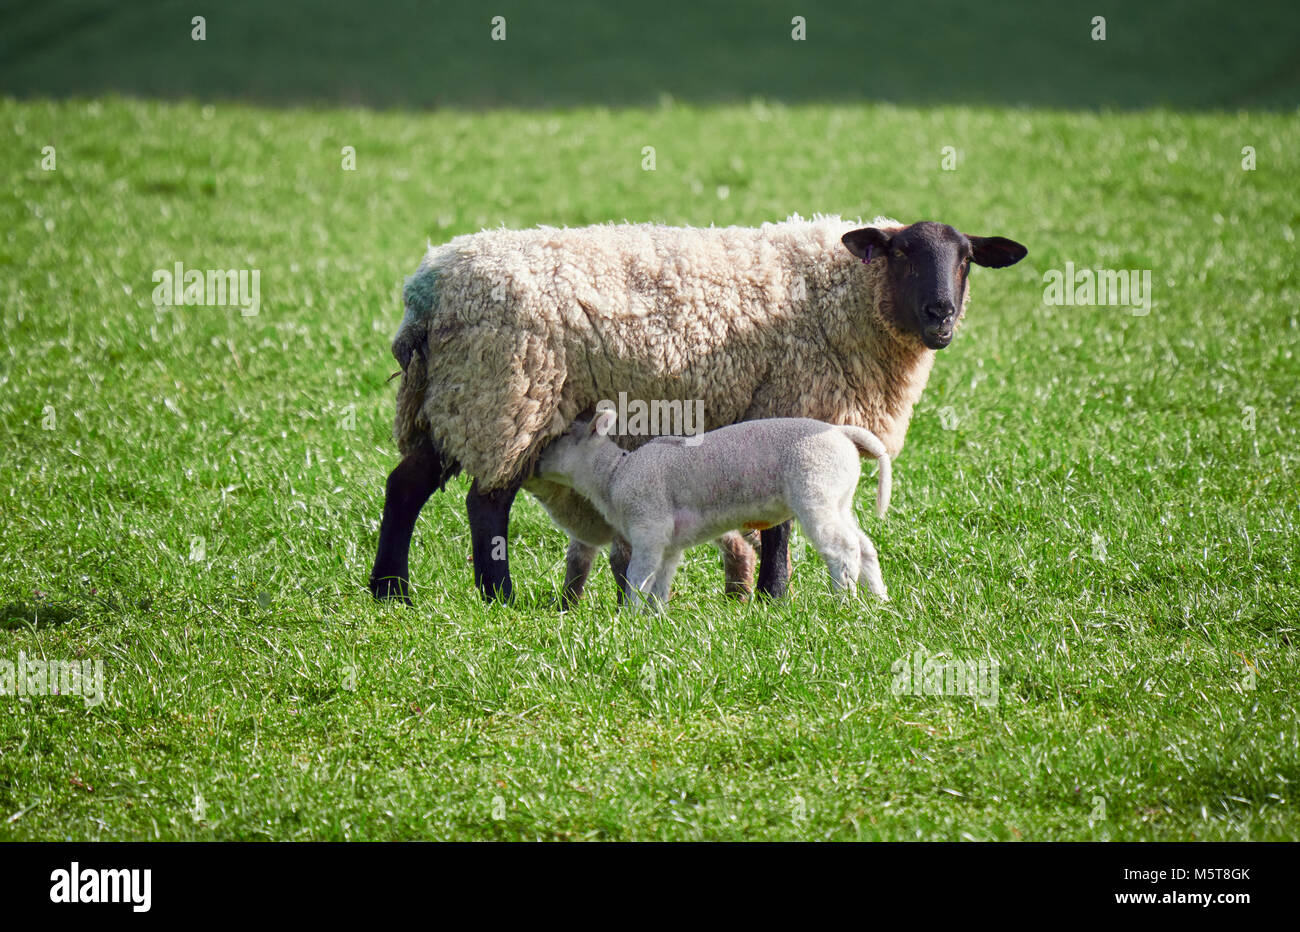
[922,326,955,349]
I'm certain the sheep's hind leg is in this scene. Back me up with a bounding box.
[369,435,455,604]
[755,521,793,599]
[467,476,523,603]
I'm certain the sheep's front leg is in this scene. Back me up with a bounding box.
[755,521,793,599]
[369,436,450,603]
[467,477,522,603]
[560,539,597,610]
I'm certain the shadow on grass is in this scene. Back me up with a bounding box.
[0,601,80,631]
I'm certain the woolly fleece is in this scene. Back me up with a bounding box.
[392,215,951,490]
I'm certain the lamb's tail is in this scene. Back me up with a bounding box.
[837,425,892,519]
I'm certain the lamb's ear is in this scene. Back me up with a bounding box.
[842,227,892,260]
[968,235,1028,268]
[591,408,618,437]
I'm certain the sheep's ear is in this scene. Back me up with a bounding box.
[591,409,617,436]
[842,227,892,260]
[968,235,1027,268]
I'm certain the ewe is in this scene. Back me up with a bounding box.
[370,217,1026,604]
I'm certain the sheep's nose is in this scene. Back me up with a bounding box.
[922,300,955,323]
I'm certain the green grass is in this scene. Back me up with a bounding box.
[3,0,1300,110]
[0,95,1297,840]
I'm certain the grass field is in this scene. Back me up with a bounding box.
[4,0,1299,110]
[1,92,1297,839]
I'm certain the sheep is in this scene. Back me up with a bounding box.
[369,216,1027,604]
[535,412,893,610]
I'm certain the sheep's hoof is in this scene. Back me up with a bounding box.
[724,580,752,602]
[369,576,414,605]
[546,593,580,613]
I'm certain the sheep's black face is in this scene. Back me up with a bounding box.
[842,221,1027,350]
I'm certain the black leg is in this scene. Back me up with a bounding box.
[559,539,596,610]
[610,535,633,606]
[467,477,522,603]
[369,437,452,603]
[755,521,793,599]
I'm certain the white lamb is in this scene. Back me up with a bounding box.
[535,412,893,611]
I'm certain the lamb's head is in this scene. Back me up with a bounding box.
[842,221,1027,350]
[535,409,619,486]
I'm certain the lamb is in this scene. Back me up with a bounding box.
[535,413,893,610]
[369,216,1027,604]
[537,481,759,609]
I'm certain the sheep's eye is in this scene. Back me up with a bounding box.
[893,249,906,260]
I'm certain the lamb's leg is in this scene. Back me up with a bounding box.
[755,521,793,599]
[801,512,861,597]
[623,531,754,603]
[855,528,889,601]
[369,436,451,604]
[624,545,666,614]
[560,539,597,610]
[467,476,522,603]
[651,550,683,604]
[610,534,634,606]
[717,531,757,600]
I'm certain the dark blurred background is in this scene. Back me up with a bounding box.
[2,0,1298,110]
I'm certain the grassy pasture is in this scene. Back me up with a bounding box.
[1,95,1296,840]
[0,0,1297,840]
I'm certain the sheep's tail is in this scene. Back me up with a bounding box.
[837,425,892,519]
[392,318,426,373]
[392,292,431,374]
[391,307,431,457]
[392,343,428,457]
[390,259,439,455]
[394,250,448,370]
